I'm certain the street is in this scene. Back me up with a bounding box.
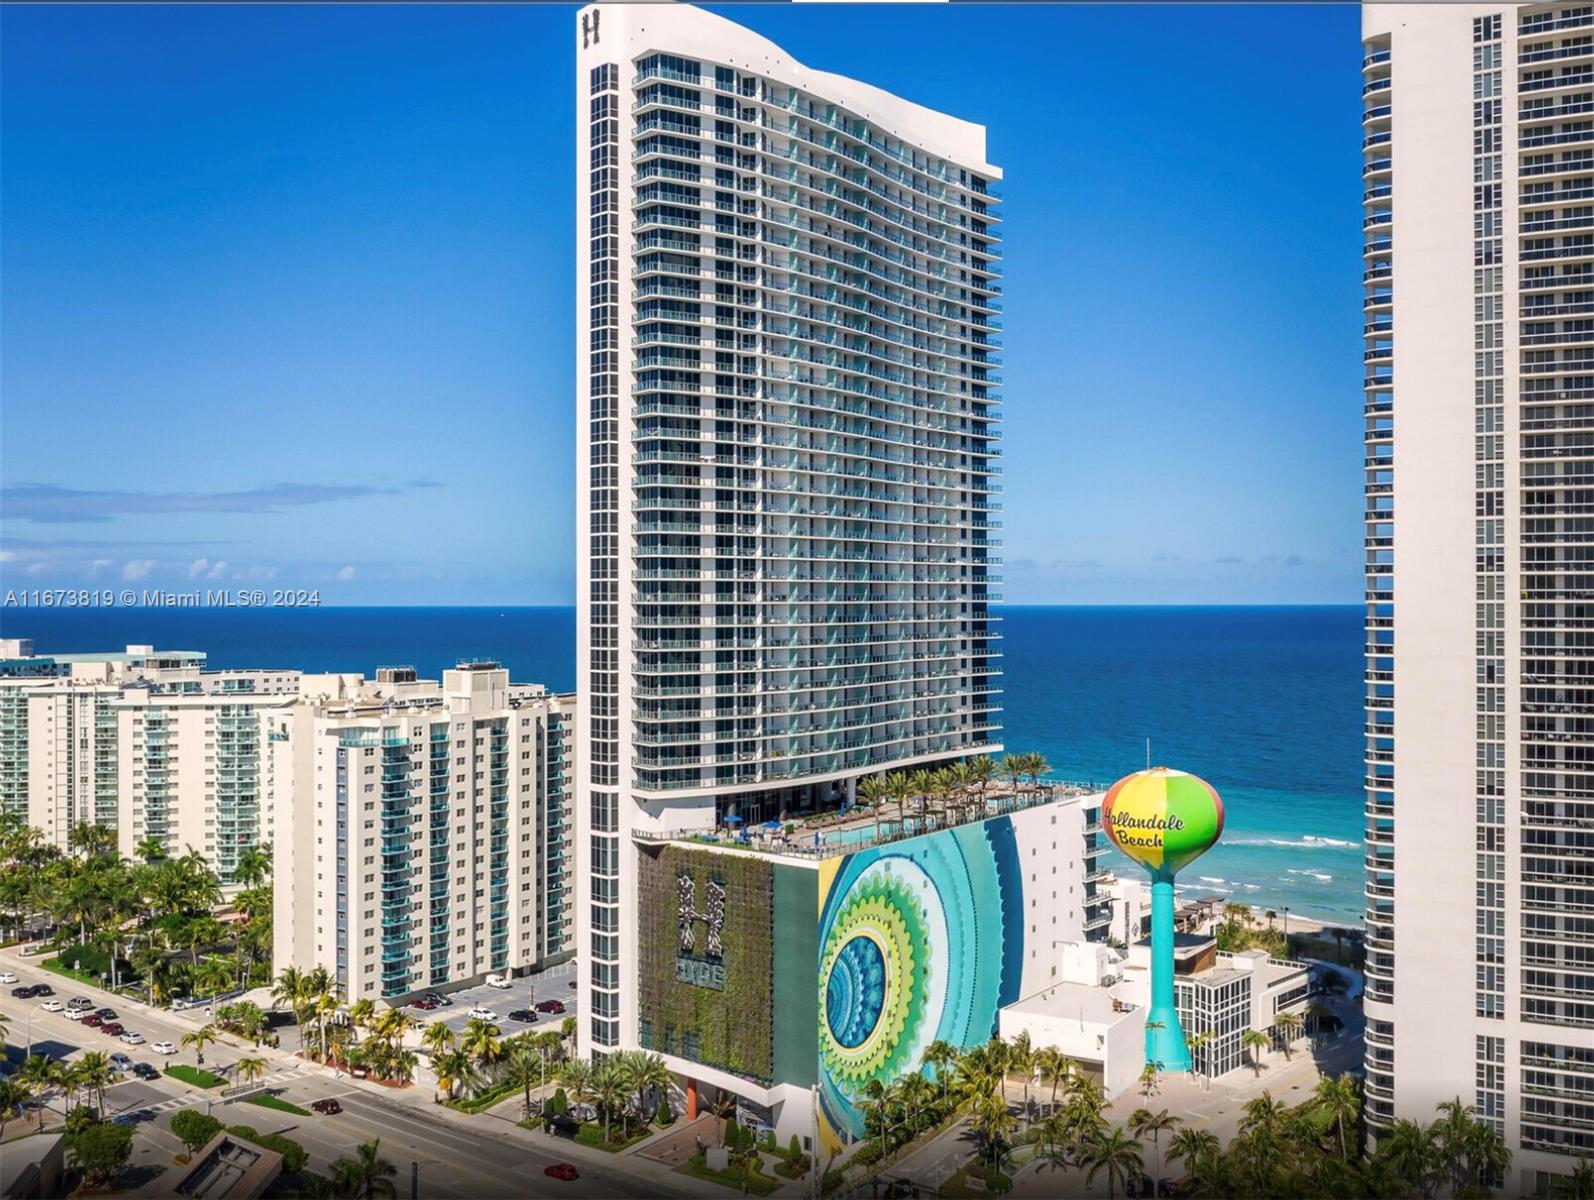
[0,952,698,1198]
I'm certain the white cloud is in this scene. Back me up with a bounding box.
[207,560,227,579]
[188,558,210,579]
[121,559,156,581]
[89,558,113,575]
[0,550,13,563]
[335,565,357,581]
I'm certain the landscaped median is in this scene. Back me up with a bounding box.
[164,1064,227,1089]
[676,1152,779,1196]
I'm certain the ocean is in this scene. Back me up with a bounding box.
[2,604,1365,924]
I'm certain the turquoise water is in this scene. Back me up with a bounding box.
[4,604,1365,923]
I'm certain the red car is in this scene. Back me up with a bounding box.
[544,1164,579,1182]
[311,1099,342,1115]
[102,1022,124,1036]
[81,1014,104,1028]
[410,999,436,1011]
[534,1000,565,1014]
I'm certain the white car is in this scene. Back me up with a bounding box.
[467,1007,499,1022]
[485,974,511,989]
[151,1040,176,1055]
[63,1007,86,1021]
[40,1000,64,1012]
[0,971,16,984]
[18,943,41,956]
[119,1032,144,1045]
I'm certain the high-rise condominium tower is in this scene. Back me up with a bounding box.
[1362,4,1594,1188]
[574,3,1002,1060]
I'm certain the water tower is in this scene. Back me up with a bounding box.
[1102,766,1225,1072]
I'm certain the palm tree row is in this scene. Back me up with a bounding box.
[852,753,1050,844]
[556,1048,675,1144]
[0,1051,121,1135]
[0,813,273,1003]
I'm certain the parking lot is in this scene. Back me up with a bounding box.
[413,959,577,1035]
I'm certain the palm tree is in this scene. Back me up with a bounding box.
[857,775,891,845]
[1239,1092,1286,1137]
[1184,1030,1213,1090]
[907,769,934,834]
[1314,1074,1360,1161]
[921,1040,958,1104]
[434,1048,477,1102]
[181,1024,219,1067]
[1138,1062,1160,1099]
[332,1138,399,1199]
[1168,1127,1220,1186]
[76,1051,115,1115]
[1240,1028,1270,1077]
[1129,1108,1181,1198]
[506,1040,542,1117]
[968,754,997,814]
[233,844,272,890]
[234,1055,268,1089]
[1035,1045,1068,1111]
[1272,1010,1304,1060]
[135,835,167,864]
[348,999,376,1044]
[970,1091,1016,1167]
[461,1017,503,1079]
[420,1021,454,1061]
[1081,1127,1144,1200]
[0,1077,28,1138]
[561,1058,595,1115]
[272,965,305,1022]
[19,1054,55,1131]
[1007,1029,1035,1121]
[1554,1158,1594,1200]
[897,1072,934,1141]
[1378,1117,1436,1197]
[883,770,912,839]
[625,1052,673,1125]
[592,1061,628,1145]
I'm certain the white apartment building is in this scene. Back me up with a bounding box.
[574,2,1003,1063]
[1362,5,1594,1188]
[267,664,575,1001]
[0,641,300,877]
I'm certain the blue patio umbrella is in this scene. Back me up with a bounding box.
[724,814,743,824]
[761,820,782,830]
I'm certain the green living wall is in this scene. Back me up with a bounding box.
[637,844,776,1083]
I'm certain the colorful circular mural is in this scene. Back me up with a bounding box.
[817,819,1024,1142]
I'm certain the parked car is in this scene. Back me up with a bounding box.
[508,1009,537,1023]
[120,1032,144,1045]
[68,997,93,1010]
[466,1007,499,1022]
[95,1008,116,1019]
[311,1099,342,1115]
[102,1022,124,1036]
[63,1007,86,1021]
[132,1063,159,1080]
[40,1000,64,1013]
[423,992,452,1007]
[81,1014,104,1028]
[485,974,511,989]
[109,1053,133,1070]
[534,1000,565,1014]
[544,1163,580,1182]
[410,999,436,1011]
[19,943,42,956]
[0,971,16,984]
[150,1041,176,1055]
[32,984,53,997]
[9,985,35,999]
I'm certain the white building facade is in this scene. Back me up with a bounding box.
[1362,5,1594,1188]
[267,664,575,1001]
[574,1,1003,1063]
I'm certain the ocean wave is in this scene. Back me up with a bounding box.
[1284,868,1334,883]
[1197,876,1227,885]
[1228,835,1357,850]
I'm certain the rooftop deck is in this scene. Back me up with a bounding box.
[634,781,1105,860]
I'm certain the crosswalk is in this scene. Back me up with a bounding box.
[118,1066,307,1117]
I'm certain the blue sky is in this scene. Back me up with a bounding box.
[1,3,1364,606]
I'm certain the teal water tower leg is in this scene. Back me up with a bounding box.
[1146,877,1192,1073]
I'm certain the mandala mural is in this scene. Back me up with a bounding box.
[816,817,1025,1143]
